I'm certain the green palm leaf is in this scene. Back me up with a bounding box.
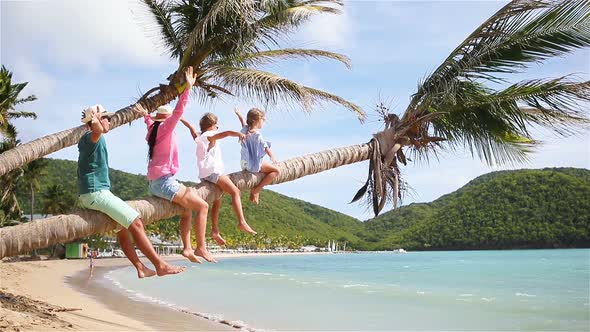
[210,48,351,69]
[141,0,184,60]
[204,66,365,120]
[408,0,590,114]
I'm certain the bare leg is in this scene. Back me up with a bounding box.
[210,199,226,246]
[177,208,202,263]
[117,229,156,278]
[216,175,257,234]
[173,186,216,262]
[127,219,185,276]
[250,162,280,204]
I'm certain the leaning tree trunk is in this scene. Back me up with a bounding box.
[0,143,371,258]
[0,85,180,177]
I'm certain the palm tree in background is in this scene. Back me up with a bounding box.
[0,65,37,138]
[0,67,37,226]
[0,128,24,226]
[0,0,363,176]
[0,0,589,258]
[42,184,75,217]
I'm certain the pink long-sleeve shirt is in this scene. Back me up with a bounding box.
[145,89,190,181]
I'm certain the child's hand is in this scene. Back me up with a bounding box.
[237,132,246,142]
[271,157,278,164]
[233,107,241,115]
[135,103,149,117]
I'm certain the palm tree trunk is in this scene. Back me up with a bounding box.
[0,143,371,258]
[0,85,179,177]
[30,185,34,223]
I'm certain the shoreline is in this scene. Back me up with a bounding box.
[0,252,325,331]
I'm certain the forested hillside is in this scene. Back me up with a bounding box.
[363,168,590,250]
[15,161,590,250]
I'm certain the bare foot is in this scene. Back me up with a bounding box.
[155,263,185,277]
[182,248,203,264]
[238,221,257,235]
[136,264,157,279]
[211,232,227,246]
[195,247,217,263]
[249,191,260,204]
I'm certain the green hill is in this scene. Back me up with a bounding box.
[16,158,364,248]
[15,160,590,251]
[363,168,590,250]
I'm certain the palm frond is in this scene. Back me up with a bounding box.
[407,0,590,115]
[203,66,365,120]
[7,111,37,120]
[469,78,590,135]
[255,0,343,46]
[14,95,37,105]
[179,0,258,69]
[209,48,351,69]
[140,0,184,60]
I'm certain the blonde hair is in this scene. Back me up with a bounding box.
[199,112,218,132]
[246,108,265,127]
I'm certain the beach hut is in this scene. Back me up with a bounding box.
[65,242,88,259]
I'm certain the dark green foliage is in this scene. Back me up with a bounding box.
[364,168,590,250]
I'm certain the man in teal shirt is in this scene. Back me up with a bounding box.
[78,104,184,278]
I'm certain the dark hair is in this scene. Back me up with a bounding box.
[147,121,162,160]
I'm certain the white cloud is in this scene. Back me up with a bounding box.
[9,59,56,100]
[299,6,355,50]
[1,0,170,70]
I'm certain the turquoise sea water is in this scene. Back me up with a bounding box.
[104,250,589,331]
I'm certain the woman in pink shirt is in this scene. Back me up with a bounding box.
[145,66,215,263]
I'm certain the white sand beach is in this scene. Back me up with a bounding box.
[0,252,322,331]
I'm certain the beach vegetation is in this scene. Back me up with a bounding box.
[0,66,38,226]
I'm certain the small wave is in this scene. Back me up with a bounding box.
[459,294,473,297]
[342,284,369,288]
[240,272,273,276]
[416,291,426,295]
[403,266,410,268]
[481,297,495,302]
[516,292,536,297]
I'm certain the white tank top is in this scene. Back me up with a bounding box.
[195,130,224,179]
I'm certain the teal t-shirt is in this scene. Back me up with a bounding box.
[77,131,111,194]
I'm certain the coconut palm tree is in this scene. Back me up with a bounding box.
[0,128,25,227]
[0,0,589,258]
[0,0,363,177]
[42,184,75,217]
[0,65,37,139]
[0,67,38,226]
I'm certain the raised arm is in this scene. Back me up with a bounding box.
[209,131,245,142]
[234,108,246,127]
[180,118,199,140]
[157,66,197,134]
[207,131,245,151]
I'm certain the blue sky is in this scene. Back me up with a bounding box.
[2,0,589,220]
